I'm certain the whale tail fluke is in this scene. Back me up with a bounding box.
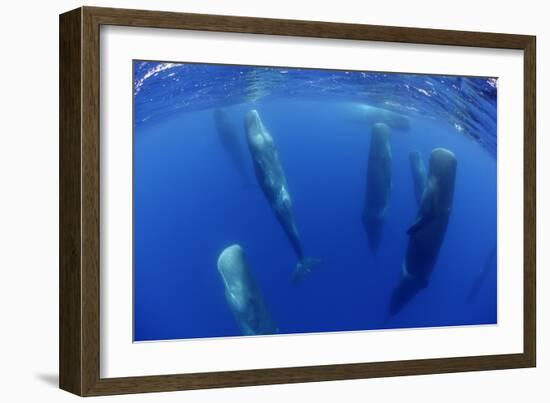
[292,257,321,283]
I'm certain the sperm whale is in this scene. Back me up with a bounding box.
[245,109,320,281]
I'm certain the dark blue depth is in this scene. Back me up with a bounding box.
[133,61,497,342]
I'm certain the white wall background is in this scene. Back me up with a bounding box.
[0,0,546,401]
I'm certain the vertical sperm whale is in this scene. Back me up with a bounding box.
[217,244,277,335]
[362,123,392,254]
[409,150,427,205]
[389,148,457,317]
[245,109,319,281]
[213,108,251,183]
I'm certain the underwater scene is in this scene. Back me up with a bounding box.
[133,60,497,342]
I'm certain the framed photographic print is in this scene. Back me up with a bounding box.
[59,6,536,396]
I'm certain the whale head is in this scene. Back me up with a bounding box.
[430,148,456,178]
[246,109,263,133]
[245,109,273,151]
[217,245,249,308]
[216,244,277,335]
[429,148,457,212]
[371,122,392,152]
[217,244,246,280]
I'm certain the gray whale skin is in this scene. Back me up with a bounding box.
[390,148,457,317]
[217,244,277,335]
[245,109,319,281]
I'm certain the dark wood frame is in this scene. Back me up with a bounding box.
[60,6,536,397]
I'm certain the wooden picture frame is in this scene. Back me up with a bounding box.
[59,6,536,396]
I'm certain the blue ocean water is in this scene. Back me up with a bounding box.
[133,61,497,342]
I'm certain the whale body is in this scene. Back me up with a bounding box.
[217,244,277,335]
[390,148,457,316]
[409,151,427,205]
[213,108,251,183]
[350,104,411,131]
[245,109,319,281]
[362,123,392,254]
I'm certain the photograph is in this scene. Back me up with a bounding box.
[133,61,498,342]
[52,3,538,398]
